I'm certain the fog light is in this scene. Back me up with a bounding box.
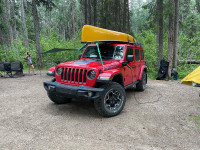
[88,91,93,97]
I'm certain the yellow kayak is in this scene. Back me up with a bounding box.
[81,25,136,43]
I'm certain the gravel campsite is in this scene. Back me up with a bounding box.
[0,71,200,150]
[1,0,200,149]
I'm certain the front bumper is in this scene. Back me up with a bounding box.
[43,81,104,100]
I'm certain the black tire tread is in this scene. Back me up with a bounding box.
[136,71,147,91]
[94,82,126,117]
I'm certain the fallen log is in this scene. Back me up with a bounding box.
[179,60,200,64]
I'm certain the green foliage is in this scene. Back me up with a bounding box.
[136,30,168,79]
[135,29,200,80]
[178,32,200,61]
[0,28,83,69]
[0,46,4,61]
[36,0,56,10]
[0,37,36,67]
[177,30,200,79]
[40,29,84,68]
[177,64,199,79]
[136,30,158,79]
[131,0,150,33]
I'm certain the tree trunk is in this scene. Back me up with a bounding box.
[167,0,175,78]
[114,0,119,31]
[0,26,7,61]
[20,0,29,52]
[118,0,121,31]
[66,22,70,40]
[93,0,97,26]
[85,0,88,24]
[88,0,91,25]
[6,0,13,42]
[123,0,127,32]
[3,0,13,44]
[157,0,164,67]
[196,0,200,13]
[32,0,43,68]
[11,0,17,39]
[71,0,76,37]
[105,1,108,28]
[127,2,130,33]
[173,0,179,68]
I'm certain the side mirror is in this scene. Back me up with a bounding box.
[122,62,128,66]
[78,54,82,59]
[127,55,134,62]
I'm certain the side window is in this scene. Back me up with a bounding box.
[113,46,124,60]
[135,49,140,61]
[141,50,144,60]
[126,48,133,61]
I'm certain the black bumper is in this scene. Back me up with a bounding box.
[43,81,104,100]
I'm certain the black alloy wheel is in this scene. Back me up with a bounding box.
[104,89,123,113]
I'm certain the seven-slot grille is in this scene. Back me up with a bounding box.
[61,67,87,84]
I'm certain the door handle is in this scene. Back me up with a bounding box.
[132,66,136,68]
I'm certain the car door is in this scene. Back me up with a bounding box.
[123,47,135,86]
[134,48,141,80]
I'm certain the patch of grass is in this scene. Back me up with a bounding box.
[193,115,200,129]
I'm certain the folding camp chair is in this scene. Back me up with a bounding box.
[0,62,24,78]
[11,62,24,77]
[4,62,13,77]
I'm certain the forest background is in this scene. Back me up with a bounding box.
[0,0,199,79]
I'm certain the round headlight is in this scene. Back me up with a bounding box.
[56,67,61,75]
[87,70,96,80]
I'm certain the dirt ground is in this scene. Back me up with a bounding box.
[0,71,200,150]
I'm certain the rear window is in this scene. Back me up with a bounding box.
[135,49,140,61]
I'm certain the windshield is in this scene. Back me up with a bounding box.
[82,45,124,60]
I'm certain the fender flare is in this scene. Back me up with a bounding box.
[97,69,123,84]
[98,69,122,79]
[138,65,147,80]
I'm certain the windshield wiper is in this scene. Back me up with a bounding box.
[101,56,112,59]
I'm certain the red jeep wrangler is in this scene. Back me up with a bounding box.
[44,25,147,117]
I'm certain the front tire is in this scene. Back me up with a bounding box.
[47,92,72,104]
[136,71,147,91]
[94,82,126,117]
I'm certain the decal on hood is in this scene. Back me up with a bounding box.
[73,59,97,65]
